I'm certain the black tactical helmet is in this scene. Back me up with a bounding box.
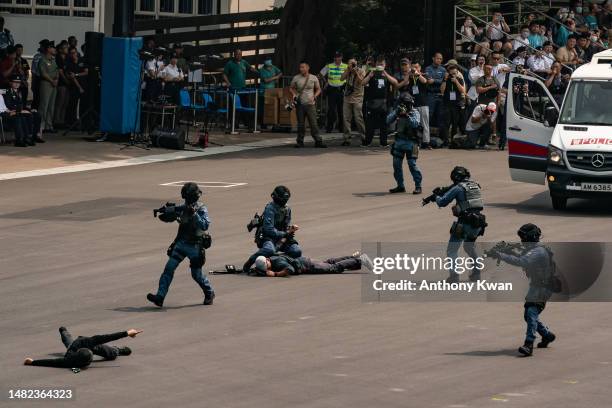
[450,166,470,183]
[399,93,415,106]
[181,182,202,204]
[271,185,291,206]
[518,223,542,242]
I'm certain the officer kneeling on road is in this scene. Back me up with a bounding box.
[243,186,302,273]
[251,251,374,277]
[389,94,423,195]
[487,224,559,357]
[431,166,487,283]
[147,182,215,308]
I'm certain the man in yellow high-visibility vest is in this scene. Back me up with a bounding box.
[319,51,348,134]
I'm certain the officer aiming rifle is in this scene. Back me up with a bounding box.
[422,185,453,206]
[486,224,561,357]
[426,166,487,283]
[484,241,525,265]
[147,182,215,308]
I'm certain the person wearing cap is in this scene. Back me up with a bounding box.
[320,51,348,133]
[251,251,373,277]
[5,74,43,147]
[340,57,366,146]
[39,41,59,134]
[31,39,50,110]
[465,102,497,149]
[259,59,282,90]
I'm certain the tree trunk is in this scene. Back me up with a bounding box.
[276,0,337,74]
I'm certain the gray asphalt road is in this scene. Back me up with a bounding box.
[1,145,611,408]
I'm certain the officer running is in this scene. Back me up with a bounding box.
[435,166,487,283]
[251,251,374,277]
[488,224,557,357]
[147,182,215,308]
[320,51,348,133]
[389,94,423,195]
[242,186,302,273]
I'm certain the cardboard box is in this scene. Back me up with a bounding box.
[265,88,283,99]
[263,98,279,125]
[278,108,297,127]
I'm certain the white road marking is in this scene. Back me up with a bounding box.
[329,373,348,377]
[299,316,315,320]
[333,355,348,359]
[389,388,405,392]
[0,136,304,182]
[501,393,527,397]
[160,181,248,188]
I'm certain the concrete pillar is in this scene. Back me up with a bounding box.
[94,0,115,35]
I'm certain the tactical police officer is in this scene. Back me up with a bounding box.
[435,166,487,283]
[242,186,302,273]
[488,224,557,357]
[389,94,423,195]
[147,182,215,308]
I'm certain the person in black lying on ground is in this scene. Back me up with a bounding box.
[23,327,142,368]
[251,251,374,277]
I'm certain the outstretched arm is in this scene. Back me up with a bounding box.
[26,357,71,368]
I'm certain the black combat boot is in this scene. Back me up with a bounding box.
[446,272,460,284]
[314,141,328,148]
[518,341,534,356]
[389,186,406,194]
[117,346,132,356]
[203,292,215,306]
[537,332,556,348]
[413,187,422,195]
[146,293,164,308]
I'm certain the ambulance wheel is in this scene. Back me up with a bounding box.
[551,194,567,210]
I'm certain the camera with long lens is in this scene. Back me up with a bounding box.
[285,96,298,112]
[397,102,410,117]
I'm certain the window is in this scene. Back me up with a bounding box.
[160,0,174,13]
[36,0,50,5]
[16,0,32,5]
[73,0,89,7]
[54,0,68,6]
[512,77,554,123]
[140,0,154,11]
[559,81,612,126]
[198,0,212,15]
[178,0,192,14]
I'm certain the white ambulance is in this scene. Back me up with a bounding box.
[506,49,612,210]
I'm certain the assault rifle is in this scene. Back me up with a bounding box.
[484,241,524,265]
[422,185,453,206]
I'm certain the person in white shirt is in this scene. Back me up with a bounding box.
[144,55,164,101]
[467,55,485,108]
[466,102,498,149]
[490,52,511,87]
[527,47,553,76]
[461,17,482,54]
[512,46,528,71]
[161,56,184,104]
[512,26,532,51]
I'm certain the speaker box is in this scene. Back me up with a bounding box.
[85,31,105,69]
[151,128,186,150]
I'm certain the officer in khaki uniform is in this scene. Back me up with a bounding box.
[38,43,59,132]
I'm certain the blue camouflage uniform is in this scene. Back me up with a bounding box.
[436,181,484,280]
[392,109,423,189]
[497,244,554,344]
[244,201,302,272]
[156,202,214,299]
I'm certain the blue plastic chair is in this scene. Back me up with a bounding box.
[231,92,255,113]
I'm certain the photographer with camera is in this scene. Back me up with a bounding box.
[147,182,215,308]
[465,102,497,149]
[389,94,423,195]
[363,56,395,147]
[439,64,466,146]
[340,58,366,146]
[242,186,302,273]
[290,61,326,148]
